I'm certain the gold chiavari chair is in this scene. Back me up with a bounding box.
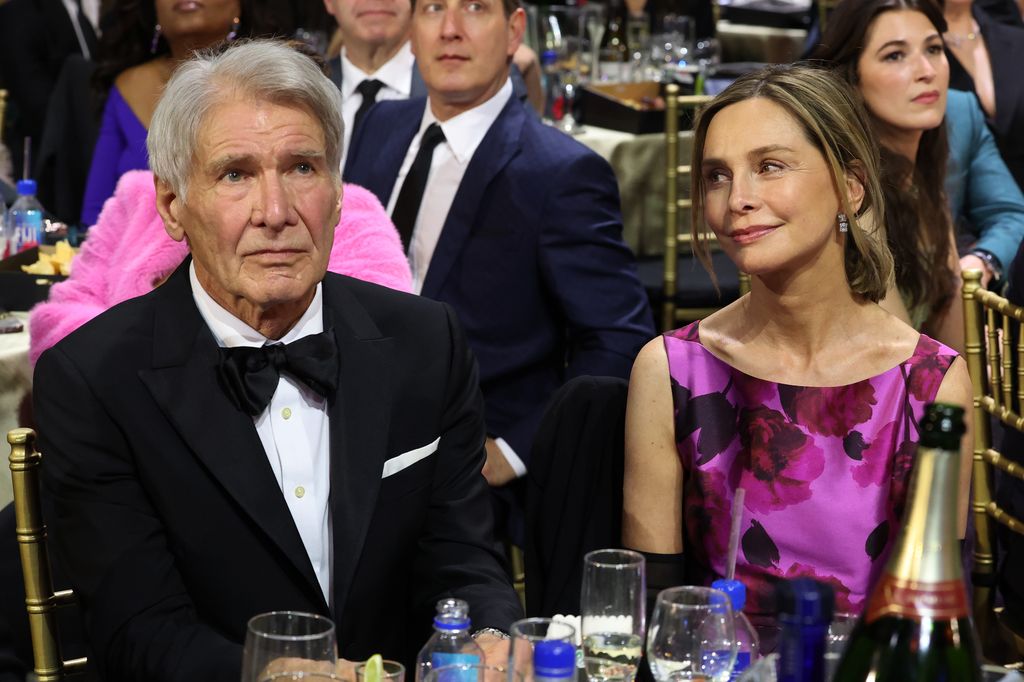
[663,84,750,331]
[962,269,1024,663]
[7,428,87,680]
[0,89,8,136]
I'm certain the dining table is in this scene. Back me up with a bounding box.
[0,311,30,508]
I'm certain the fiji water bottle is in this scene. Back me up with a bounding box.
[712,579,759,680]
[9,179,44,254]
[0,199,9,259]
[414,598,484,682]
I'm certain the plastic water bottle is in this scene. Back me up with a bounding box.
[711,579,759,680]
[776,578,834,682]
[0,199,9,259]
[414,598,484,682]
[9,179,44,254]
[533,639,576,682]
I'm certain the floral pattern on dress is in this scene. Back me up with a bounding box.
[665,321,957,620]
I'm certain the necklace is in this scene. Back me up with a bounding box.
[944,21,979,48]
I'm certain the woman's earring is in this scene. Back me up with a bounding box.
[837,212,849,233]
[227,16,240,41]
[150,24,162,54]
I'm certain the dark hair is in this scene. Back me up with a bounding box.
[812,0,954,318]
[691,64,893,302]
[91,0,317,107]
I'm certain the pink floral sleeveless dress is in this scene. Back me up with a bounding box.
[664,321,958,622]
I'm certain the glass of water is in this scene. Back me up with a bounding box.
[581,549,646,682]
[646,587,735,682]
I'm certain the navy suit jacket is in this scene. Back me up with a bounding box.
[345,96,655,460]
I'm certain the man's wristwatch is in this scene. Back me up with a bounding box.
[970,249,1003,281]
[472,627,510,640]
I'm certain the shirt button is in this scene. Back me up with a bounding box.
[282,407,292,420]
[295,486,305,499]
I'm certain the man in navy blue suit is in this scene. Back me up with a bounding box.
[345,0,655,528]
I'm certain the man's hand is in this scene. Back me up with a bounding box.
[482,438,517,487]
[960,254,994,288]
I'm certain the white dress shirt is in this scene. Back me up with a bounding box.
[385,78,526,477]
[189,264,333,605]
[340,42,416,169]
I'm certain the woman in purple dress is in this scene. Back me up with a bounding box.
[622,65,973,629]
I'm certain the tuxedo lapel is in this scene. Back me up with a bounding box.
[420,98,525,298]
[347,101,425,203]
[321,276,394,619]
[138,262,329,612]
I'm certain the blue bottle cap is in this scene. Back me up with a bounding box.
[712,579,746,612]
[534,640,575,678]
[16,179,37,196]
[775,578,834,626]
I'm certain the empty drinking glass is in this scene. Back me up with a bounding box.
[508,617,577,681]
[241,611,338,682]
[646,587,735,682]
[581,549,645,682]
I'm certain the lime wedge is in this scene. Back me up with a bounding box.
[363,654,384,682]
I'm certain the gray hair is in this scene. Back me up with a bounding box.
[148,39,344,200]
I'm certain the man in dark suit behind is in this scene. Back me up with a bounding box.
[345,0,655,535]
[32,39,521,682]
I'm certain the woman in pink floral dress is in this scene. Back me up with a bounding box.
[622,65,973,629]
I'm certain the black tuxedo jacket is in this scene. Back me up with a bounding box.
[33,262,522,682]
[948,5,1024,191]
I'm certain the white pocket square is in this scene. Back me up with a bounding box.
[381,437,441,478]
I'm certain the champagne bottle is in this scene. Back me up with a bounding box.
[599,0,629,80]
[832,403,981,682]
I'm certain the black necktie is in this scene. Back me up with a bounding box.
[217,329,339,415]
[391,123,446,252]
[352,79,385,135]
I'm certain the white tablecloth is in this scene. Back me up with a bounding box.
[0,311,31,508]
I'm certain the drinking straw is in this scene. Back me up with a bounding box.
[22,136,31,180]
[725,488,745,581]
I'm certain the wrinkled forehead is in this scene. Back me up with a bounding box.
[193,91,328,161]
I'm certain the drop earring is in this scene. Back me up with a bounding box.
[838,212,849,233]
[150,24,162,54]
[226,16,240,41]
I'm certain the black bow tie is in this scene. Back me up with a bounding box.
[217,329,339,415]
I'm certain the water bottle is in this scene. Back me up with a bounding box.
[533,639,575,682]
[0,199,9,259]
[541,49,562,122]
[9,179,44,254]
[776,578,834,682]
[414,598,484,682]
[711,579,759,680]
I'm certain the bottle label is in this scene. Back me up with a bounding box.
[728,652,750,680]
[864,574,969,623]
[430,653,481,682]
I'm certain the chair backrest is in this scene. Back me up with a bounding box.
[663,84,750,331]
[7,428,87,680]
[962,270,1024,662]
[0,89,8,139]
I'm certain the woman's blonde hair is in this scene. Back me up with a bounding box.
[690,63,893,302]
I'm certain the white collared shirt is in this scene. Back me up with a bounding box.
[189,264,333,605]
[340,42,416,168]
[385,78,526,477]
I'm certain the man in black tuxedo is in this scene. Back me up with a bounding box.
[32,39,521,682]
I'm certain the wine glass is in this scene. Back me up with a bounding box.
[241,611,339,682]
[508,617,578,681]
[580,549,645,682]
[646,587,736,682]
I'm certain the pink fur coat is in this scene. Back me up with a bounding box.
[29,170,412,365]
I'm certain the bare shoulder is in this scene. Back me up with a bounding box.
[631,335,669,383]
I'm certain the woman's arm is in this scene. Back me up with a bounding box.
[923,228,967,357]
[623,337,684,553]
[934,355,974,538]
